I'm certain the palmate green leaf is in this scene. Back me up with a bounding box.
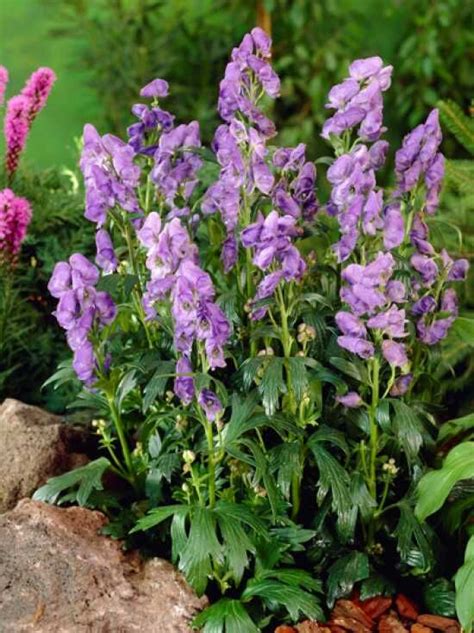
[447,317,474,345]
[259,357,287,417]
[308,430,352,518]
[359,573,395,600]
[454,535,474,633]
[222,391,263,445]
[179,506,222,596]
[33,457,111,507]
[131,504,189,532]
[415,442,474,521]
[214,501,268,536]
[395,501,434,572]
[273,441,303,499]
[390,399,425,460]
[329,356,367,383]
[193,598,259,633]
[238,438,280,520]
[217,514,255,586]
[142,360,176,412]
[287,357,309,401]
[423,579,456,618]
[326,551,370,607]
[242,577,323,621]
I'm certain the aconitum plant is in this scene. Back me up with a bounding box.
[41,29,469,632]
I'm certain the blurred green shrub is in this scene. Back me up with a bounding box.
[0,165,92,409]
[48,0,473,158]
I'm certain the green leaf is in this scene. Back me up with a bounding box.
[438,413,474,443]
[214,501,268,537]
[391,399,425,460]
[423,579,456,618]
[329,356,367,382]
[131,504,189,533]
[179,506,222,595]
[327,551,370,607]
[238,438,280,520]
[259,357,286,417]
[455,536,474,633]
[360,574,395,600]
[193,598,259,633]
[142,360,176,412]
[116,370,137,409]
[447,317,474,345]
[395,501,434,571]
[217,513,255,585]
[242,577,323,621]
[33,457,111,507]
[415,442,474,520]
[222,392,264,445]
[287,356,309,401]
[308,433,352,520]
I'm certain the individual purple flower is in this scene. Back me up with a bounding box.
[412,295,437,316]
[383,203,404,249]
[337,335,375,359]
[410,253,438,287]
[417,317,453,346]
[382,340,408,368]
[198,389,223,422]
[72,341,95,385]
[336,392,363,408]
[174,356,195,405]
[390,373,413,397]
[386,280,406,303]
[251,270,284,320]
[367,305,407,338]
[48,261,72,298]
[222,234,238,272]
[140,78,169,98]
[335,311,367,337]
[95,229,117,273]
[70,253,100,289]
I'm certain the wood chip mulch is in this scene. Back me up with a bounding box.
[275,594,460,633]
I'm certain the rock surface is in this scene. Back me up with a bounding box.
[0,499,207,632]
[0,398,87,512]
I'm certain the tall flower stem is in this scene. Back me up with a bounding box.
[367,356,380,543]
[107,395,136,488]
[204,420,216,508]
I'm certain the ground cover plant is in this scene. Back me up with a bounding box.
[36,29,473,632]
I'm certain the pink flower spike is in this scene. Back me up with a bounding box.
[0,188,32,256]
[0,65,9,106]
[21,66,56,124]
[4,95,30,177]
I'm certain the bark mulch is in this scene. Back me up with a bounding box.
[275,594,460,633]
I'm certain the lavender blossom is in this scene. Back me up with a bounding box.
[198,389,223,422]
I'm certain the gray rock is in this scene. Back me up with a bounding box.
[0,499,207,632]
[0,398,87,513]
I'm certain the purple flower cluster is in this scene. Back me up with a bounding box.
[202,28,280,272]
[327,142,392,261]
[48,255,116,384]
[272,143,318,222]
[241,211,306,319]
[322,56,392,142]
[128,78,174,154]
[151,122,202,218]
[80,124,141,226]
[336,252,410,370]
[137,212,230,405]
[395,109,444,214]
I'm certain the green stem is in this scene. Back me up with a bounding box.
[108,396,135,484]
[367,356,380,544]
[204,420,216,508]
